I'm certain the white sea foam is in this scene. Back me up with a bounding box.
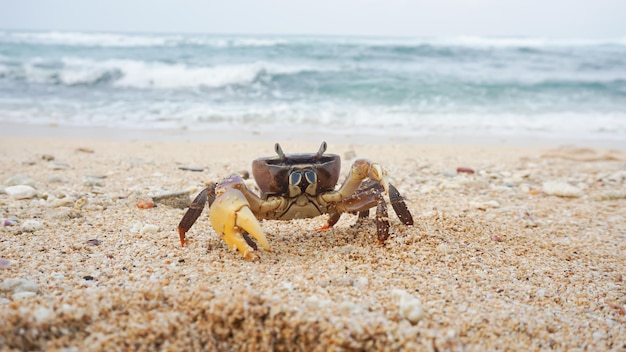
[13,57,323,88]
[0,31,170,47]
[0,31,291,48]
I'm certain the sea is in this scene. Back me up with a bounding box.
[1,31,625,143]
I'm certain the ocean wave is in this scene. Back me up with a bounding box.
[0,31,291,48]
[2,31,625,50]
[0,31,172,47]
[2,57,325,88]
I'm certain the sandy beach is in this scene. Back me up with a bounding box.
[1,129,625,350]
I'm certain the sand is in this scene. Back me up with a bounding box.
[0,134,625,351]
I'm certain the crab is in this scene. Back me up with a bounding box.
[178,142,414,258]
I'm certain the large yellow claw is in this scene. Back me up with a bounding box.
[209,188,269,258]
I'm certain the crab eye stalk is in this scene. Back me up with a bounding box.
[289,171,302,186]
[288,170,303,197]
[315,141,327,160]
[275,143,287,162]
[304,169,318,195]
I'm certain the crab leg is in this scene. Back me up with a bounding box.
[329,185,391,242]
[178,184,217,247]
[388,184,414,226]
[209,188,270,258]
[322,179,414,241]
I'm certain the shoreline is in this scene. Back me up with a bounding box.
[2,121,624,149]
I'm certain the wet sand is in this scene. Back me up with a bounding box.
[1,132,625,350]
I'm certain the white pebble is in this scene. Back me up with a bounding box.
[607,170,626,183]
[33,307,54,324]
[543,181,583,198]
[4,175,36,187]
[392,289,425,324]
[470,200,500,210]
[130,222,143,234]
[0,278,39,294]
[48,196,77,208]
[5,185,37,199]
[12,291,37,299]
[139,224,159,235]
[21,220,43,232]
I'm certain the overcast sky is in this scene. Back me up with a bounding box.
[1,0,625,38]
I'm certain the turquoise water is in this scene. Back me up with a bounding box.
[1,31,625,140]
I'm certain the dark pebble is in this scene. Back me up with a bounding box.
[178,166,206,172]
[83,275,94,280]
[456,167,475,174]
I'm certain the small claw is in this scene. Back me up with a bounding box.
[369,163,389,194]
[209,188,269,258]
[235,204,269,251]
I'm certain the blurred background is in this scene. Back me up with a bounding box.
[1,0,625,145]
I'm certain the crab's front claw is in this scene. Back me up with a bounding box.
[209,188,269,258]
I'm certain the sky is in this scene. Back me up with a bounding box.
[1,0,625,38]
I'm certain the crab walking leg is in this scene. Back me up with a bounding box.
[333,186,392,242]
[388,184,414,225]
[177,184,217,247]
[209,188,270,258]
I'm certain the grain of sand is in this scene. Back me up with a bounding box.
[1,137,625,351]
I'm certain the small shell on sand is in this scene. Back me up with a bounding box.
[392,289,425,324]
[5,185,37,199]
[543,181,584,198]
[139,224,159,236]
[21,220,43,232]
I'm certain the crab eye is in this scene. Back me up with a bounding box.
[289,171,302,186]
[304,170,317,185]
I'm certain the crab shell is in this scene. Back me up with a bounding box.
[251,143,341,197]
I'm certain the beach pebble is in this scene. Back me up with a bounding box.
[178,166,206,172]
[470,200,500,210]
[456,167,475,174]
[136,198,155,209]
[12,292,37,299]
[46,176,66,183]
[139,224,159,236]
[130,222,143,234]
[0,258,12,269]
[75,147,94,153]
[591,190,626,201]
[4,175,36,187]
[606,170,626,183]
[49,162,70,170]
[21,220,43,232]
[5,185,37,199]
[83,176,105,187]
[152,191,190,209]
[392,289,425,324]
[48,196,77,208]
[543,181,583,198]
[3,218,18,227]
[0,278,39,296]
